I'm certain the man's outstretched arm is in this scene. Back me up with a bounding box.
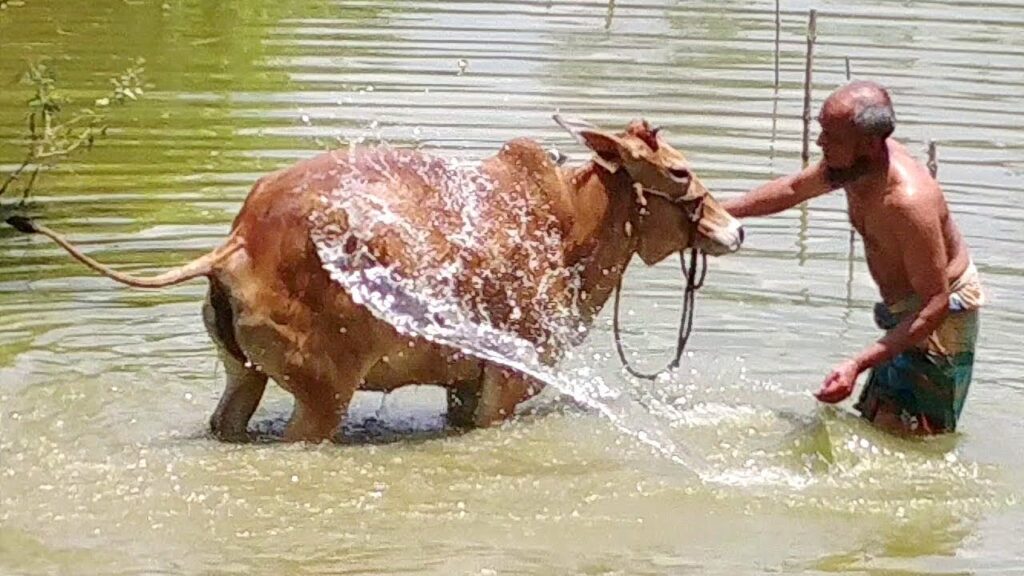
[721,161,836,218]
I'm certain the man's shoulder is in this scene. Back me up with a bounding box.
[882,186,940,216]
[879,184,946,236]
[885,151,943,208]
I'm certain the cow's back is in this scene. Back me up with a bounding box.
[305,144,580,353]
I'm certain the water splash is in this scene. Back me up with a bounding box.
[308,146,814,487]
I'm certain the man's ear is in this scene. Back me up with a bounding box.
[553,114,624,172]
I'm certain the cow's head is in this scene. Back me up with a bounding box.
[555,115,743,263]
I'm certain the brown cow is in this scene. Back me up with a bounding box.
[6,116,743,442]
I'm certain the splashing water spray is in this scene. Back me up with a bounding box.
[310,143,811,490]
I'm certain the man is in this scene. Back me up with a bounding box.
[722,81,984,435]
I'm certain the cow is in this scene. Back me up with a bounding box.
[6,116,743,442]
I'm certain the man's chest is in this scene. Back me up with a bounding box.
[845,192,881,242]
[844,191,910,289]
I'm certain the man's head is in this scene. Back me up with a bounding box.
[817,81,896,171]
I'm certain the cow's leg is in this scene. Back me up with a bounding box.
[473,364,543,427]
[203,282,267,442]
[284,391,353,443]
[282,349,382,443]
[209,354,268,442]
[446,384,481,429]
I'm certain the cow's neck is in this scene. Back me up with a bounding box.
[561,163,638,324]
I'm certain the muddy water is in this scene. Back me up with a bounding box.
[1,1,1022,574]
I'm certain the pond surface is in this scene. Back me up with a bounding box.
[1,1,1022,574]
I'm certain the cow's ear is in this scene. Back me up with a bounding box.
[553,114,624,173]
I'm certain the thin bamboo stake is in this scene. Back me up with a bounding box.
[800,9,817,170]
[845,57,856,251]
[769,0,782,168]
[774,0,781,90]
[797,9,817,266]
[927,140,939,178]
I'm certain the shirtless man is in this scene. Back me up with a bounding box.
[722,81,984,434]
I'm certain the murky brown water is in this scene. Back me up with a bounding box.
[2,1,1022,574]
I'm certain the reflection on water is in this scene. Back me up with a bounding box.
[1,0,1022,574]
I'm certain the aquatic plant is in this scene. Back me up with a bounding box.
[0,59,146,215]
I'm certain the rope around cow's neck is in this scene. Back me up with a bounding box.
[612,247,707,380]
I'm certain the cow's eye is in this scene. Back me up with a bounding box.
[667,167,691,182]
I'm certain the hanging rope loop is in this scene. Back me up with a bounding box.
[613,247,707,380]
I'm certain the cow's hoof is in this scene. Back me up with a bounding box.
[209,416,251,443]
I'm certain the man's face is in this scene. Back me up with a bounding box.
[816,108,865,170]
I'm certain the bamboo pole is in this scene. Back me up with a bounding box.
[774,0,781,90]
[927,140,939,178]
[797,9,817,266]
[800,9,817,170]
[769,0,782,168]
[845,57,856,252]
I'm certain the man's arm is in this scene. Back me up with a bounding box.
[720,161,836,218]
[851,201,950,373]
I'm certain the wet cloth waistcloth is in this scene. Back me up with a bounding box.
[854,262,986,433]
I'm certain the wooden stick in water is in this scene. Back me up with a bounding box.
[774,0,781,90]
[796,9,817,266]
[927,140,939,178]
[845,57,856,250]
[800,9,817,170]
[769,0,782,167]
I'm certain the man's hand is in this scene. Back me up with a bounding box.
[815,359,861,403]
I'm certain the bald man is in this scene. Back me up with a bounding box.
[723,81,984,435]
